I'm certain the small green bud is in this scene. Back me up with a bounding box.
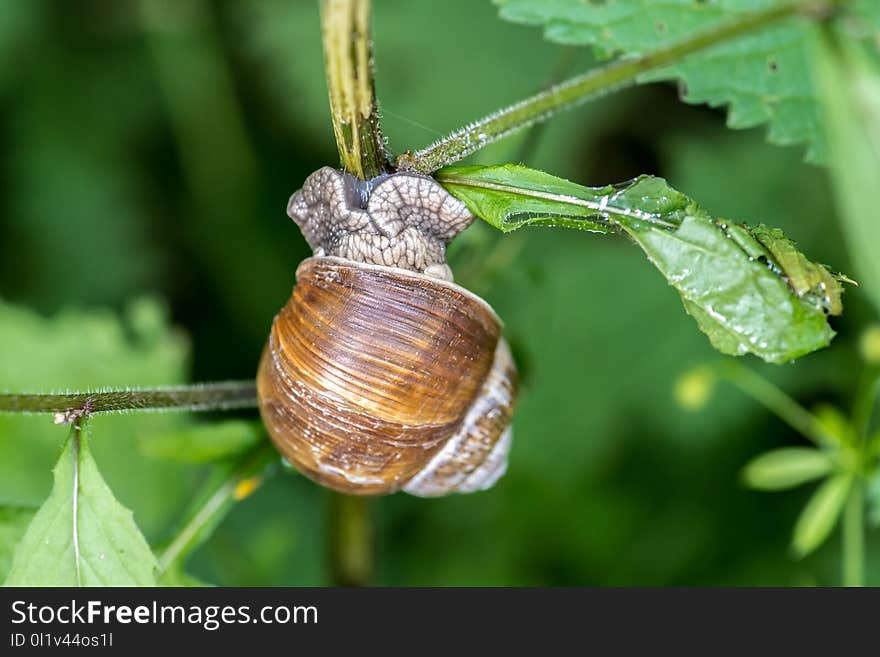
[674,366,716,411]
[859,325,880,364]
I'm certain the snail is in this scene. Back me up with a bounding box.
[256,166,518,496]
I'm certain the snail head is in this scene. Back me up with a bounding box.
[286,167,474,281]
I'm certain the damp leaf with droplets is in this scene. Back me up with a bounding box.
[437,163,846,363]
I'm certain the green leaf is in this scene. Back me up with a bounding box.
[494,0,880,163]
[438,164,841,363]
[812,403,856,447]
[4,423,158,586]
[748,224,846,315]
[628,216,836,362]
[812,30,880,314]
[0,298,196,537]
[791,473,851,558]
[0,507,36,581]
[140,420,264,463]
[438,165,625,233]
[868,467,880,528]
[742,447,834,491]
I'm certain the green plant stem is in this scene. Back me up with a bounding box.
[328,492,373,586]
[396,0,845,174]
[0,381,258,416]
[852,366,880,438]
[157,442,278,575]
[719,362,835,446]
[842,482,864,586]
[321,0,389,179]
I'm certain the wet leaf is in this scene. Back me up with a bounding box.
[749,224,845,315]
[439,164,841,363]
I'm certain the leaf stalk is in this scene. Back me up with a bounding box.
[397,0,847,173]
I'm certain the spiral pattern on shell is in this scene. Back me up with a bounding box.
[257,168,517,496]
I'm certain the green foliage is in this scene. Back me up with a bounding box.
[0,299,196,531]
[628,217,834,363]
[439,164,840,363]
[0,0,877,587]
[791,473,851,557]
[0,298,183,583]
[711,355,880,565]
[742,447,833,490]
[749,224,846,315]
[141,420,265,463]
[155,444,278,582]
[4,423,158,586]
[0,507,35,581]
[494,0,879,163]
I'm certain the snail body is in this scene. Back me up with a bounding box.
[257,167,517,496]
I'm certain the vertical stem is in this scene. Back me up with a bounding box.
[842,482,865,587]
[320,0,380,587]
[852,366,880,439]
[328,492,373,586]
[320,0,389,179]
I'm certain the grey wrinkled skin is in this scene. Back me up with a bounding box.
[286,167,474,281]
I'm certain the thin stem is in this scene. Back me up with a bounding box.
[0,381,257,416]
[157,441,278,575]
[718,362,836,446]
[320,0,389,179]
[852,366,880,439]
[396,0,844,174]
[328,492,373,586]
[842,482,864,586]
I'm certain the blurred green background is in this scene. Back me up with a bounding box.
[0,0,877,585]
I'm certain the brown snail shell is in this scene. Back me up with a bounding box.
[257,168,517,496]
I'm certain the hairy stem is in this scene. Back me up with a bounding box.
[0,381,258,416]
[396,0,844,173]
[321,0,389,179]
[328,492,373,586]
[158,441,278,576]
[842,482,864,586]
[718,362,836,447]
